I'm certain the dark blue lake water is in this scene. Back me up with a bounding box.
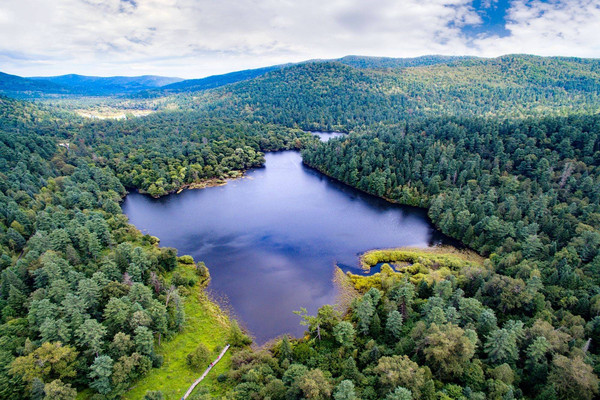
[122,140,450,343]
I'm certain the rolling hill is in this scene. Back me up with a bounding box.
[0,72,182,97]
[0,71,67,95]
[150,65,286,94]
[29,74,182,95]
[162,54,600,131]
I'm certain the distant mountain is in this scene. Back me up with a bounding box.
[29,74,183,95]
[139,65,288,97]
[139,56,475,97]
[0,71,67,95]
[0,72,183,98]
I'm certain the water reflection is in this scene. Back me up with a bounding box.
[122,151,451,343]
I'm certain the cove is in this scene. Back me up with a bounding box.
[122,145,451,343]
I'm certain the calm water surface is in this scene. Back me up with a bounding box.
[311,131,346,141]
[122,148,450,343]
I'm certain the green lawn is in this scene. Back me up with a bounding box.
[123,275,233,400]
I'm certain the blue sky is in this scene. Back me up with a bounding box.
[0,0,599,78]
[464,0,512,37]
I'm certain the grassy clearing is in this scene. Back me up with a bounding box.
[348,246,487,291]
[123,264,232,400]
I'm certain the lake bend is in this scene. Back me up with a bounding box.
[122,137,452,343]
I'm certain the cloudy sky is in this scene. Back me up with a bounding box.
[1,0,599,78]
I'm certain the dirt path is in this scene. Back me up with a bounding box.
[181,344,230,400]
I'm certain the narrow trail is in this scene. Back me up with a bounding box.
[181,344,230,400]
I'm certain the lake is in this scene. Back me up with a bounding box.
[122,145,451,343]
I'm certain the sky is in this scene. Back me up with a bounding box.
[1,0,599,78]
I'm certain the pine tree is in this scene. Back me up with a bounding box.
[89,355,113,395]
[279,335,293,362]
[386,310,403,340]
[334,380,357,400]
[356,298,374,335]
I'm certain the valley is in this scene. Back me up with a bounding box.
[0,54,599,400]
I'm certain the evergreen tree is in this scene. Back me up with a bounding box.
[88,355,113,395]
[356,298,375,335]
[333,380,357,400]
[386,310,403,340]
[333,322,356,348]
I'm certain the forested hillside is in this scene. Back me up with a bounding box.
[335,55,473,69]
[142,55,467,97]
[0,97,196,398]
[145,65,285,96]
[168,55,600,131]
[0,96,307,398]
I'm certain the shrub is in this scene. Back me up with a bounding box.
[187,343,211,370]
[228,320,252,347]
[151,353,164,368]
[143,390,165,400]
[172,271,196,287]
[196,261,210,284]
[178,255,194,264]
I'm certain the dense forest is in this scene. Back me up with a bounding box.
[294,114,600,399]
[0,95,304,398]
[162,55,600,131]
[226,261,599,400]
[74,114,313,197]
[1,54,600,399]
[0,96,192,398]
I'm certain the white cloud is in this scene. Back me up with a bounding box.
[0,0,598,77]
[475,0,600,57]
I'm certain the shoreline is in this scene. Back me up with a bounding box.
[301,159,430,210]
[175,178,230,194]
[134,173,248,199]
[301,159,474,253]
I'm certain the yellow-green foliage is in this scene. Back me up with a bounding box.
[349,247,486,291]
[178,255,195,264]
[348,264,404,292]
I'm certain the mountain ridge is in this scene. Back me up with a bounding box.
[2,54,600,99]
